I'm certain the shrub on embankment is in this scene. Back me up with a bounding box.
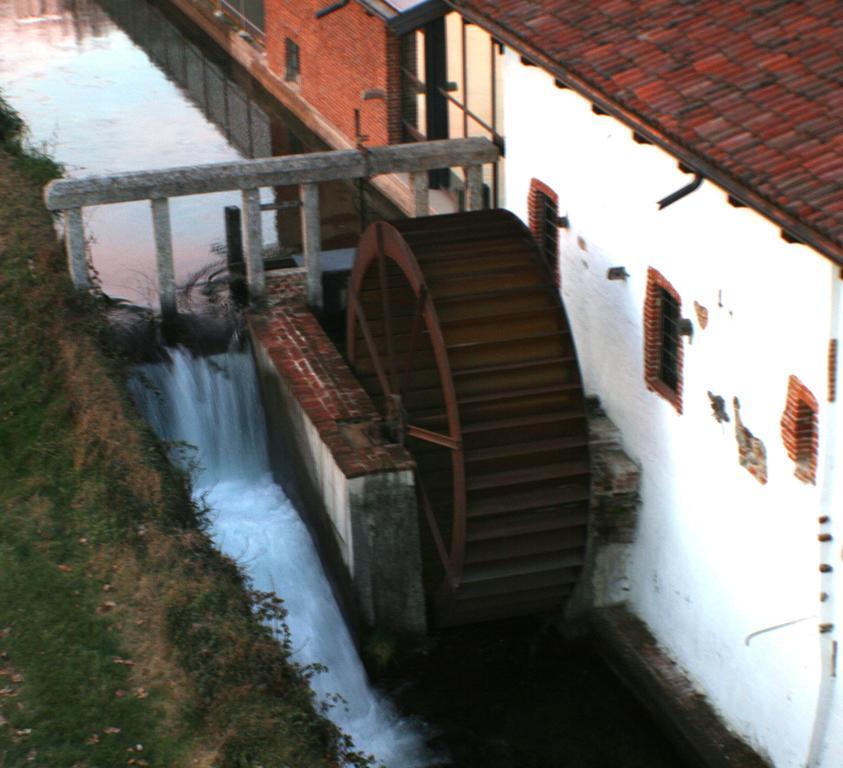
[0,96,366,768]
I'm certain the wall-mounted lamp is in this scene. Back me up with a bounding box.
[607,267,629,280]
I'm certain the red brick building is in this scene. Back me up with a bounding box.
[264,0,403,147]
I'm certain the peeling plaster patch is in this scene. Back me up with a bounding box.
[707,391,729,423]
[733,397,767,484]
[694,301,709,329]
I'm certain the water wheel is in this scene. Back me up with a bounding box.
[346,209,590,627]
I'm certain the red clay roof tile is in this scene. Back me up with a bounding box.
[452,0,843,260]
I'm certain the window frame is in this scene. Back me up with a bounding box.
[527,178,560,287]
[644,267,684,413]
[285,37,300,84]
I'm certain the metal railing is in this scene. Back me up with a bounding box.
[219,0,265,40]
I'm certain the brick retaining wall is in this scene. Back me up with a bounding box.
[248,268,426,634]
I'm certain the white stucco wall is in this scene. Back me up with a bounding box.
[502,49,842,767]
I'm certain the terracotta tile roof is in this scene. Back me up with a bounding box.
[451,0,843,261]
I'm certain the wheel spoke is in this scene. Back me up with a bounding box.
[416,475,458,589]
[401,285,428,398]
[406,424,461,450]
[376,224,397,391]
[350,291,393,398]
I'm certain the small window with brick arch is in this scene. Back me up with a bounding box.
[781,376,819,484]
[644,268,683,413]
[285,38,300,83]
[528,179,560,286]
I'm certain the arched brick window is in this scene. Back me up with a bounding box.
[643,267,683,413]
[781,376,819,484]
[528,178,560,287]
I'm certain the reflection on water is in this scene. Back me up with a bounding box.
[0,0,382,305]
[97,0,272,159]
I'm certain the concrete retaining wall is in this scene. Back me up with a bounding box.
[249,268,426,636]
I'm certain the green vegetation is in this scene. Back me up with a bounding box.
[0,95,368,768]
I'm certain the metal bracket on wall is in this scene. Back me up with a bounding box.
[658,174,703,210]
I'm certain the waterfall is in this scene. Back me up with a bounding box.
[129,346,434,767]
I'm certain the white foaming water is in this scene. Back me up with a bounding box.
[129,346,433,767]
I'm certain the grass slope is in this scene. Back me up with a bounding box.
[0,96,366,768]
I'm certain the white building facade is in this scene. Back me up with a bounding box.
[499,48,843,768]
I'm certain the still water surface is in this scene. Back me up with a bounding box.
[0,0,368,304]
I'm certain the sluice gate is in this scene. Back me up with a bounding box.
[347,210,591,627]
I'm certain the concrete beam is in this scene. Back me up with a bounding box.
[150,197,177,319]
[64,207,90,290]
[300,182,323,310]
[44,137,499,210]
[241,188,265,302]
[410,171,430,217]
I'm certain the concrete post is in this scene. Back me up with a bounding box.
[465,164,484,211]
[410,171,429,217]
[300,182,323,310]
[241,187,265,302]
[150,197,177,320]
[64,207,90,290]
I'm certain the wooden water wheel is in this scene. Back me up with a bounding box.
[346,209,590,627]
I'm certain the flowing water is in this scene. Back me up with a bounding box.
[129,346,435,767]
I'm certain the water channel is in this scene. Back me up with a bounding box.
[0,0,390,305]
[2,3,698,765]
[129,347,434,766]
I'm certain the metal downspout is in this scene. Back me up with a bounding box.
[806,264,841,767]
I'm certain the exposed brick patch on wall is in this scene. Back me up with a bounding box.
[733,397,767,485]
[643,267,683,414]
[829,339,838,403]
[527,178,560,287]
[265,0,398,147]
[781,375,819,485]
[251,270,413,478]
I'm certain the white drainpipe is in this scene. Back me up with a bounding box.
[806,263,841,767]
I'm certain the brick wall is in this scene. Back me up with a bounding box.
[780,375,819,484]
[264,0,400,147]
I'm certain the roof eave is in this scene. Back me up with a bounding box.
[447,0,843,267]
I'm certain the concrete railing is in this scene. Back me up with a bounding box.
[44,137,499,315]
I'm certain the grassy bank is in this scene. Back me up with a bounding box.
[0,96,364,768]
